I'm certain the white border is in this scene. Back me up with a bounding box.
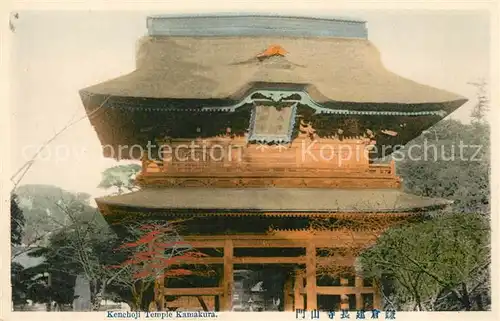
[1,1,499,321]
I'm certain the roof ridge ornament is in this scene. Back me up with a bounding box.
[257,45,288,60]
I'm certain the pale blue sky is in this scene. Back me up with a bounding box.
[10,10,490,198]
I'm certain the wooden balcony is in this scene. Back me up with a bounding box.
[137,135,399,188]
[137,160,399,189]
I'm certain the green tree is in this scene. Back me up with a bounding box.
[16,186,112,310]
[360,82,491,311]
[98,164,141,195]
[360,213,490,311]
[11,193,25,246]
[11,193,27,306]
[27,204,122,311]
[395,119,489,214]
[14,184,99,247]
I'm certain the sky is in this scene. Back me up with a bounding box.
[9,10,491,199]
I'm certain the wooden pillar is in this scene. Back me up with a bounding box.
[390,159,396,175]
[223,239,234,311]
[373,279,382,310]
[340,278,349,310]
[217,271,223,311]
[355,276,364,310]
[293,270,304,310]
[284,274,294,311]
[306,243,317,310]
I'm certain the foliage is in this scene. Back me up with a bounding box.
[106,222,208,311]
[98,164,141,195]
[395,119,489,214]
[361,86,491,311]
[360,82,491,311]
[14,184,101,246]
[23,190,119,311]
[360,213,490,311]
[11,193,27,306]
[22,260,77,309]
[11,262,28,306]
[469,79,489,124]
[11,193,25,246]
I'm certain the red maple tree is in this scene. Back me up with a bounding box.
[110,222,207,280]
[107,222,210,310]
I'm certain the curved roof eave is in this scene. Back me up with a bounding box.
[95,187,453,214]
[80,36,467,109]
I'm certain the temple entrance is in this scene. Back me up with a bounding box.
[232,266,287,311]
[156,236,382,312]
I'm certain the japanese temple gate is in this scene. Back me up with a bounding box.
[152,231,385,311]
[81,15,467,311]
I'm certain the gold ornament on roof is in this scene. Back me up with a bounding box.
[257,45,288,60]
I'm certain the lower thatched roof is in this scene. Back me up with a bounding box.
[96,188,452,214]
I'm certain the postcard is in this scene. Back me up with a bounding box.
[3,3,498,321]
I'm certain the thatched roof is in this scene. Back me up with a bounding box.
[96,187,452,215]
[79,15,467,159]
[81,36,465,106]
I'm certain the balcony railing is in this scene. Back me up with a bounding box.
[142,159,396,177]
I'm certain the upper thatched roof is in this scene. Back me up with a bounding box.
[96,187,452,214]
[81,35,465,106]
[79,15,468,159]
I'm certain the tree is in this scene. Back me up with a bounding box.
[395,118,489,215]
[22,260,77,311]
[358,81,491,311]
[25,195,119,311]
[11,193,25,246]
[360,213,490,311]
[14,184,101,249]
[107,222,209,311]
[11,193,27,306]
[98,164,142,195]
[469,79,489,124]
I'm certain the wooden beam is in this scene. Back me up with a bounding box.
[294,270,305,310]
[355,276,364,310]
[233,239,308,248]
[163,287,223,296]
[185,239,308,248]
[169,255,356,266]
[317,256,356,266]
[306,243,317,310]
[185,239,367,249]
[283,274,294,312]
[172,257,224,264]
[303,286,374,295]
[233,257,306,264]
[180,240,224,248]
[182,234,376,249]
[170,256,355,265]
[223,240,234,311]
[183,232,376,241]
[217,269,223,311]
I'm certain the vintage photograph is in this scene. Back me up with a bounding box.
[7,9,491,316]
